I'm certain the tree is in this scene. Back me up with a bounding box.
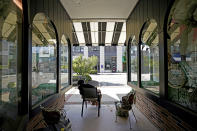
[72,55,98,76]
[87,56,98,70]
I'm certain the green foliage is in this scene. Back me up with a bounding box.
[84,74,92,82]
[141,81,159,87]
[7,82,16,88]
[72,55,98,82]
[73,55,85,75]
[88,56,98,68]
[122,51,126,63]
[72,55,98,76]
[32,83,56,96]
[131,81,138,86]
[72,74,91,83]
[61,65,68,69]
[90,70,97,74]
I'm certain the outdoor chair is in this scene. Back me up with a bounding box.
[81,87,101,117]
[115,90,137,129]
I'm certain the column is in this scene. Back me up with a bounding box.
[117,46,123,72]
[100,46,105,73]
[84,46,88,59]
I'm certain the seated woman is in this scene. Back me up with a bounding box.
[77,80,101,105]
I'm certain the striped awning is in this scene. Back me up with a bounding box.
[72,21,126,46]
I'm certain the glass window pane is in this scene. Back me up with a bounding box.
[130,36,138,85]
[61,35,69,89]
[0,0,22,122]
[167,0,197,112]
[141,19,159,94]
[32,13,57,106]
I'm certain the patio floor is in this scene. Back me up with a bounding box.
[64,73,159,131]
[63,104,158,131]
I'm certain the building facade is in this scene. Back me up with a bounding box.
[72,46,126,73]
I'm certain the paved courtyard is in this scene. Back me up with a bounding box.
[65,73,132,104]
[91,73,127,87]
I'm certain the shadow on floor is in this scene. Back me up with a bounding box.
[64,104,159,131]
[65,93,129,104]
[99,82,125,87]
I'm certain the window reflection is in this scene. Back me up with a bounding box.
[167,0,197,112]
[32,13,57,105]
[130,36,138,85]
[141,19,159,94]
[0,0,22,121]
[61,35,69,89]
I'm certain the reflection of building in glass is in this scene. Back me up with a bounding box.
[32,46,56,73]
[1,41,17,75]
[61,46,68,73]
[61,35,69,89]
[31,13,57,105]
[0,3,21,122]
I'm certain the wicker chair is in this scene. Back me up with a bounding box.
[115,91,137,129]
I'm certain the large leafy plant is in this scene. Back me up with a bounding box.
[72,55,98,76]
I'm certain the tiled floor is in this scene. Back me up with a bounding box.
[64,73,158,131]
[64,104,158,131]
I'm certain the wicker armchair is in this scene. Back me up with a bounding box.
[115,90,137,129]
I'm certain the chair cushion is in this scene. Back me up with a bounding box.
[115,102,129,117]
[84,98,98,101]
[83,88,97,98]
[121,91,135,110]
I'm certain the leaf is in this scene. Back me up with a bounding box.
[72,55,98,76]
